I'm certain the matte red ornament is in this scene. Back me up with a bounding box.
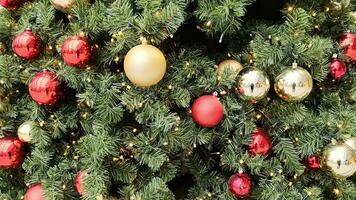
[75,171,87,196]
[248,128,272,157]
[0,0,28,9]
[329,58,346,80]
[24,183,45,200]
[0,137,24,169]
[228,172,252,197]
[29,71,61,106]
[305,155,321,171]
[339,32,356,62]
[12,28,43,60]
[191,95,224,128]
[61,35,91,67]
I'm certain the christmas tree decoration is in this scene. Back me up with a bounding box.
[305,155,321,170]
[29,71,62,106]
[124,42,167,87]
[323,143,356,178]
[0,0,28,10]
[236,68,270,102]
[344,137,356,151]
[12,28,43,60]
[274,62,313,102]
[228,172,252,197]
[0,137,24,169]
[24,183,45,200]
[75,171,87,196]
[61,35,92,67]
[50,0,75,13]
[17,121,34,143]
[339,32,356,62]
[191,95,224,128]
[329,54,346,80]
[217,59,243,78]
[248,128,272,157]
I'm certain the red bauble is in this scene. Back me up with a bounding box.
[305,155,321,171]
[248,128,272,157]
[75,171,87,196]
[24,183,45,200]
[228,172,252,197]
[61,36,91,67]
[329,58,346,80]
[29,71,61,106]
[0,137,24,169]
[0,0,28,9]
[191,95,224,128]
[339,33,356,62]
[12,28,43,60]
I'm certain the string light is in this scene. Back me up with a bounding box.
[206,21,212,27]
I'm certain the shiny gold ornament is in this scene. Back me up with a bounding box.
[323,143,356,178]
[344,137,356,151]
[236,68,270,102]
[274,63,313,102]
[217,59,243,79]
[17,121,34,143]
[50,0,75,13]
[124,42,167,87]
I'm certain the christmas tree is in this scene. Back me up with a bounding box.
[0,0,355,199]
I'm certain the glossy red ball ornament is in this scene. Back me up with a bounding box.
[29,71,61,106]
[75,171,87,196]
[248,128,272,157]
[329,57,346,80]
[0,137,24,169]
[305,155,321,171]
[12,28,43,60]
[228,172,252,197]
[0,0,28,10]
[339,32,356,62]
[61,35,91,67]
[24,183,45,200]
[191,95,224,128]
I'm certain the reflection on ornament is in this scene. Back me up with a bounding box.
[329,55,346,80]
[61,35,92,67]
[236,68,270,102]
[12,28,43,60]
[0,137,24,169]
[228,172,252,197]
[344,137,356,151]
[29,71,62,106]
[323,143,356,178]
[217,59,243,78]
[274,63,313,102]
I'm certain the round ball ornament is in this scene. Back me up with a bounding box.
[29,71,61,106]
[305,155,321,171]
[339,32,356,62]
[217,59,243,78]
[274,63,313,102]
[25,183,45,200]
[329,55,346,80]
[12,28,43,60]
[236,68,270,103]
[248,128,272,157]
[0,0,28,9]
[17,121,34,143]
[75,170,87,196]
[228,172,252,197]
[344,137,356,151]
[0,137,24,169]
[124,41,166,87]
[61,35,92,67]
[51,0,75,13]
[191,95,224,128]
[323,143,356,178]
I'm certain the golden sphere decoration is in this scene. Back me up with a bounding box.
[17,121,34,143]
[323,143,356,178]
[344,137,356,151]
[236,68,270,102]
[124,41,167,87]
[50,0,75,13]
[217,59,243,79]
[274,63,313,102]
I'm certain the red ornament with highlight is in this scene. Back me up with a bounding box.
[0,0,28,9]
[12,28,43,60]
[24,183,45,200]
[339,32,356,62]
[75,171,87,196]
[329,57,346,80]
[61,35,91,67]
[191,95,224,128]
[29,71,61,106]
[248,128,272,157]
[305,155,321,171]
[0,137,24,169]
[228,172,252,197]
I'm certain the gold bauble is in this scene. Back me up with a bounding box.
[344,137,356,151]
[323,143,356,178]
[17,121,34,143]
[236,68,270,102]
[50,0,75,13]
[217,59,243,79]
[274,63,313,102]
[124,43,167,87]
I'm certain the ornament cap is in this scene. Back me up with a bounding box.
[332,53,338,58]
[25,27,32,31]
[292,61,298,68]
